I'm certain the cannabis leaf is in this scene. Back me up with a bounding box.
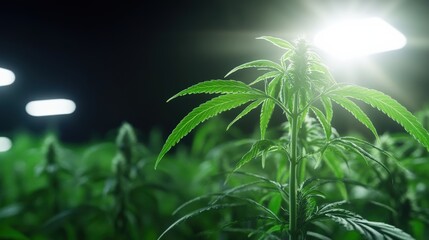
[257,36,296,51]
[168,80,258,102]
[329,85,429,150]
[260,75,281,139]
[233,139,278,172]
[310,106,332,140]
[225,59,283,77]
[227,99,264,130]
[329,94,378,139]
[310,202,414,239]
[250,71,281,86]
[156,93,265,168]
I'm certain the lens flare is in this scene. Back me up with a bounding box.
[314,17,406,59]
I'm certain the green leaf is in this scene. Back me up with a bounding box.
[370,201,398,215]
[322,148,348,200]
[298,102,310,130]
[308,51,322,62]
[318,201,348,214]
[227,99,264,130]
[310,106,332,140]
[257,36,295,51]
[157,203,243,240]
[230,195,281,222]
[156,93,264,168]
[326,210,414,240]
[260,76,281,139]
[307,231,331,240]
[225,59,283,77]
[309,61,336,85]
[0,225,29,240]
[249,71,280,86]
[334,138,391,175]
[234,140,277,172]
[309,152,322,170]
[231,171,286,192]
[280,50,294,66]
[43,205,104,231]
[268,193,282,215]
[260,224,283,239]
[168,80,256,102]
[321,96,333,123]
[331,85,429,150]
[211,181,267,205]
[340,136,394,159]
[330,94,378,140]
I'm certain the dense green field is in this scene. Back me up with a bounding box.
[0,113,427,240]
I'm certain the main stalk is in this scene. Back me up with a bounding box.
[289,92,299,239]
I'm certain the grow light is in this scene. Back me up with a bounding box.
[314,17,406,59]
[0,137,12,152]
[25,99,76,117]
[0,67,15,86]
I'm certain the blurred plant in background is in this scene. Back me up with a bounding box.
[0,115,427,239]
[0,119,242,239]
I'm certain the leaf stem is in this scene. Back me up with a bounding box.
[253,88,292,117]
[296,84,339,116]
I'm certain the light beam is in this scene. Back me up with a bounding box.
[314,17,406,59]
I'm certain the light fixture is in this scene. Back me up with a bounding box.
[26,99,76,117]
[314,17,407,59]
[0,137,12,152]
[0,67,15,86]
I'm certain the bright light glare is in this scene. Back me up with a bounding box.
[314,17,407,59]
[0,67,15,86]
[26,99,76,117]
[0,137,12,152]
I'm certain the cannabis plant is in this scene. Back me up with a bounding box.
[156,36,429,239]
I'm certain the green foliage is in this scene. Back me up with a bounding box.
[329,94,378,139]
[227,99,264,130]
[325,208,413,239]
[260,75,281,139]
[329,85,429,150]
[0,225,29,240]
[225,60,283,78]
[156,93,266,168]
[233,139,282,171]
[0,122,240,239]
[168,80,259,102]
[256,36,295,51]
[250,71,281,86]
[306,200,414,239]
[310,106,332,140]
[156,36,428,240]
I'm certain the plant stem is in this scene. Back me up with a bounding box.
[289,92,299,240]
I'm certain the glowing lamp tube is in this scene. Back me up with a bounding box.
[26,99,76,117]
[314,17,407,59]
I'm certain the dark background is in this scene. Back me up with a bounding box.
[0,0,428,143]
